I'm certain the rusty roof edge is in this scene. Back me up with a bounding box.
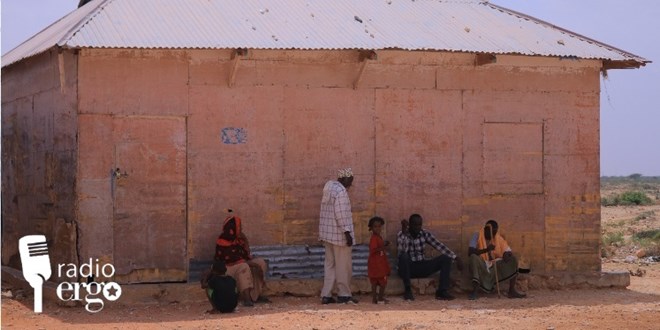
[485,2,651,68]
[602,59,650,70]
[39,45,643,64]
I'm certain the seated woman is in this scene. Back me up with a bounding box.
[215,210,270,307]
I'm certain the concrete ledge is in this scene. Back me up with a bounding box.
[518,271,630,290]
[1,266,77,307]
[2,266,630,305]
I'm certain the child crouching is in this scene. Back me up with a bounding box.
[201,260,238,313]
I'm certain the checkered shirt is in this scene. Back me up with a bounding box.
[397,229,456,261]
[319,180,354,245]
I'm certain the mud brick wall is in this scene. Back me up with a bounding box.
[2,48,602,282]
[1,49,79,279]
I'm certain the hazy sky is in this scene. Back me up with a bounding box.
[2,0,658,176]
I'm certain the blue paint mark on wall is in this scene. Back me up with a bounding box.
[221,127,247,144]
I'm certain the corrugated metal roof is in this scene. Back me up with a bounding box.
[2,0,649,68]
[1,0,102,66]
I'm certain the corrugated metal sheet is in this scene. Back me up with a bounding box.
[1,0,103,66]
[189,244,396,281]
[251,244,373,279]
[2,0,649,67]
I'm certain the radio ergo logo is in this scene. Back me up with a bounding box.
[56,258,122,313]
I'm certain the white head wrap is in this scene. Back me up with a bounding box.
[337,167,353,179]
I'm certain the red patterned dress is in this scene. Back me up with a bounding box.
[368,233,391,286]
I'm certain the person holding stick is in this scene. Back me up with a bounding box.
[468,219,526,300]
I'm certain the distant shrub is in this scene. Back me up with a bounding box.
[603,232,624,246]
[632,230,660,251]
[601,191,654,206]
[619,191,653,205]
[634,229,660,241]
[628,173,642,180]
[601,196,615,206]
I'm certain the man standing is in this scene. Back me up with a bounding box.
[397,214,463,301]
[468,219,526,300]
[319,168,358,304]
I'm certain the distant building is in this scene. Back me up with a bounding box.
[1,0,648,283]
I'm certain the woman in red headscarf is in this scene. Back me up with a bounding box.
[215,211,270,306]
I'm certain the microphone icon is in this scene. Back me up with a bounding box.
[18,235,52,313]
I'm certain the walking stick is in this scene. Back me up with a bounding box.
[487,225,501,298]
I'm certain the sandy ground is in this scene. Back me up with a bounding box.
[2,261,659,330]
[3,191,659,330]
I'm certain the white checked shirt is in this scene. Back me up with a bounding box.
[319,180,355,245]
[397,229,457,262]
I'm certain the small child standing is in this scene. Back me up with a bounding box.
[200,260,239,313]
[367,216,391,304]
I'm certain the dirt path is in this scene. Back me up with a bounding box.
[4,183,659,330]
[2,262,658,330]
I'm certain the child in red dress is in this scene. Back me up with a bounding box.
[368,216,391,304]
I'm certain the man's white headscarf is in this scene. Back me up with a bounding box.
[322,168,353,203]
[337,168,353,179]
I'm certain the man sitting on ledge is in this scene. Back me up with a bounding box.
[397,213,463,301]
[468,219,526,300]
